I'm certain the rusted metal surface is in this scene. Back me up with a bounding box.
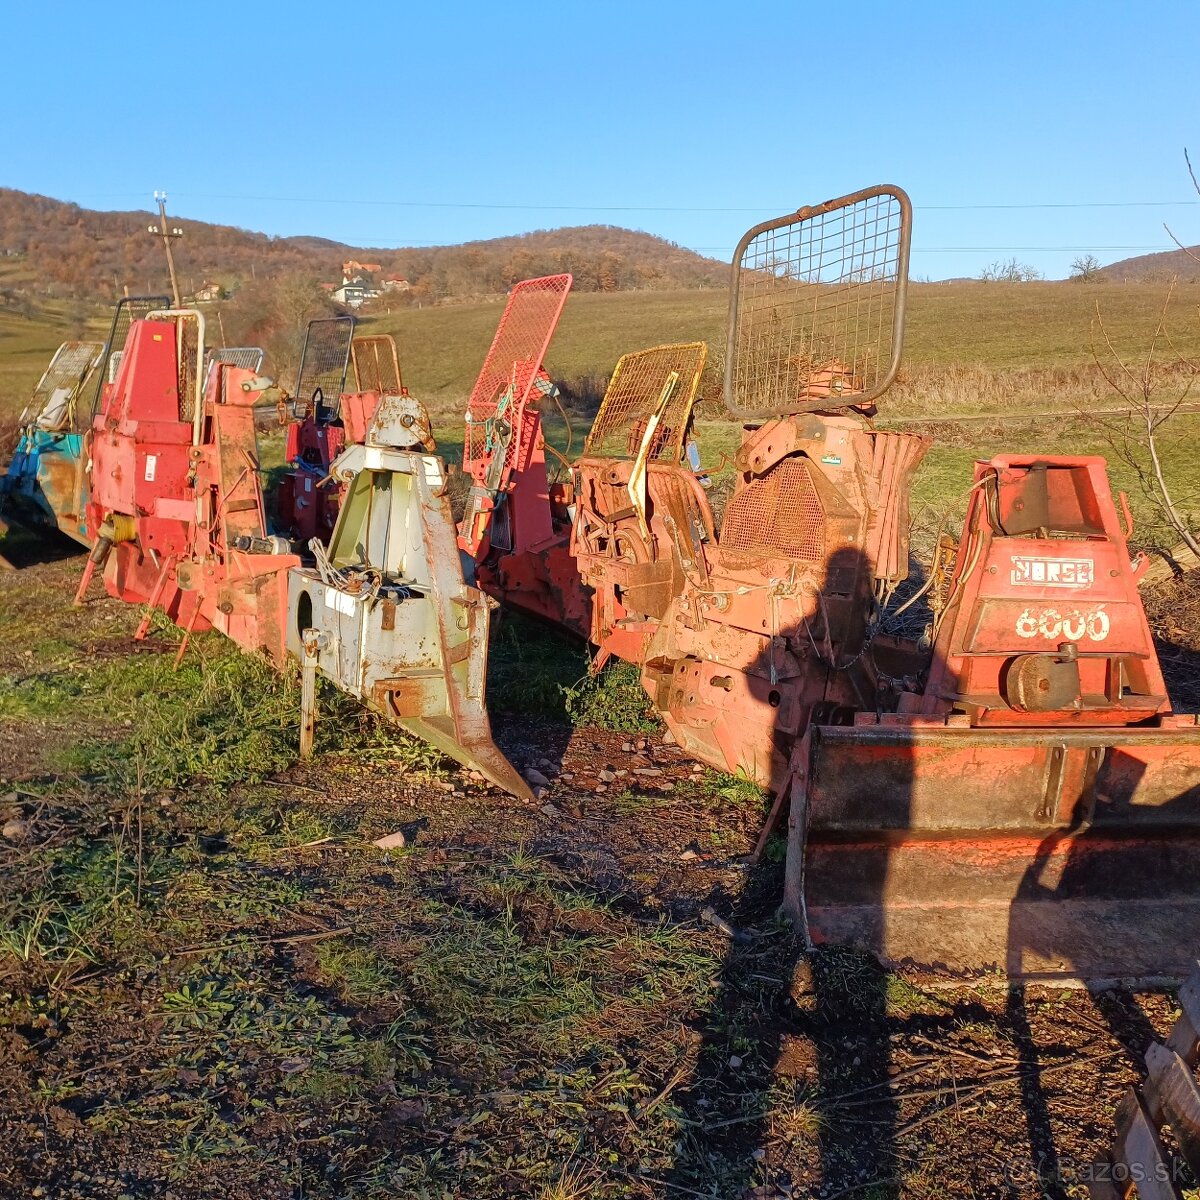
[300,628,324,759]
[351,335,403,396]
[288,398,531,799]
[461,188,1200,980]
[724,185,911,420]
[781,718,1200,976]
[80,310,297,662]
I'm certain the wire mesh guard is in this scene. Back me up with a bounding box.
[209,347,265,372]
[294,316,355,406]
[351,335,403,395]
[171,313,203,423]
[28,342,103,429]
[464,274,572,472]
[720,457,827,562]
[584,342,707,464]
[90,295,172,418]
[725,186,910,419]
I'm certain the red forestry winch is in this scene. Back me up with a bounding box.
[276,318,418,544]
[467,186,1200,981]
[76,308,298,661]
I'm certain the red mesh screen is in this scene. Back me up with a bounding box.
[463,275,572,480]
[720,457,826,561]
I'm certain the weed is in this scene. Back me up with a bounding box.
[673,767,767,816]
[885,974,950,1017]
[562,660,659,732]
[489,611,587,717]
[314,941,402,1004]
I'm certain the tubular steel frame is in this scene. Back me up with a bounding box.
[293,316,356,411]
[723,185,912,420]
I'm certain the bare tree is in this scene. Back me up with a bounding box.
[1069,254,1103,282]
[223,272,339,385]
[1086,284,1200,557]
[979,257,1043,282]
[1163,148,1200,271]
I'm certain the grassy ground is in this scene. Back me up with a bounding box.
[3,279,1200,1197]
[10,280,1198,418]
[0,561,1193,1199]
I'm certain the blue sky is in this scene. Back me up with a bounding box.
[4,0,1198,279]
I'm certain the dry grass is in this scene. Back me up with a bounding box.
[887,360,1198,419]
[1142,571,1200,711]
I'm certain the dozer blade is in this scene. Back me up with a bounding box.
[288,398,532,802]
[784,718,1200,982]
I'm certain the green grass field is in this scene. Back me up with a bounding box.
[5,280,1200,543]
[6,280,1200,416]
[3,280,1199,1196]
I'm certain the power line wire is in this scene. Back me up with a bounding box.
[168,192,1200,215]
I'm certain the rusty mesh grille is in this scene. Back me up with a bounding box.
[720,457,826,561]
[294,316,355,406]
[173,313,203,423]
[89,295,171,418]
[463,274,572,473]
[584,343,707,464]
[351,335,402,394]
[726,186,910,419]
[30,342,103,424]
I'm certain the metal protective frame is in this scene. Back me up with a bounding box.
[723,185,912,420]
[146,309,207,444]
[350,334,403,395]
[293,316,355,413]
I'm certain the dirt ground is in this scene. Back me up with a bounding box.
[0,551,1197,1199]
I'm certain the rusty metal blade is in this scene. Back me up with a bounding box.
[286,414,532,803]
[393,714,531,800]
[787,720,1200,981]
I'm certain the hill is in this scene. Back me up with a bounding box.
[1097,243,1200,282]
[0,187,725,304]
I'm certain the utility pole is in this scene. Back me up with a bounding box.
[147,190,184,307]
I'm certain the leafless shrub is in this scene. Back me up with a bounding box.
[1084,283,1200,556]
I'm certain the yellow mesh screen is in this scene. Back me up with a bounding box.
[584,342,707,464]
[175,314,202,423]
[351,335,403,394]
[720,457,825,561]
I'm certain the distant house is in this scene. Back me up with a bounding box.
[193,280,224,303]
[331,281,367,307]
[342,259,382,278]
[381,275,411,293]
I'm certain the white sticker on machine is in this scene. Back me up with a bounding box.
[144,454,158,482]
[1010,555,1094,588]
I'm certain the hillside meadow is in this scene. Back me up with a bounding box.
[3,279,1199,539]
